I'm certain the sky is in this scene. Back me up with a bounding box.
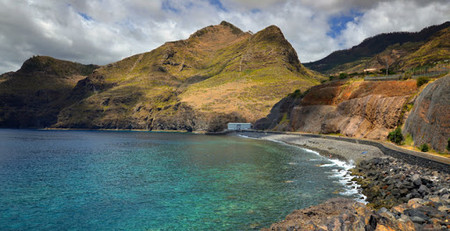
[0,0,448,74]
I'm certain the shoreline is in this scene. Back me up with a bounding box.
[236,130,450,173]
[12,128,450,165]
[236,131,370,203]
[236,131,450,230]
[236,131,385,164]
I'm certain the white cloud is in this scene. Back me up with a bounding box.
[0,0,448,74]
[338,0,450,48]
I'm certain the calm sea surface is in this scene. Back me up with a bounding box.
[0,129,357,230]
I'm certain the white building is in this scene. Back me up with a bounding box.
[227,123,252,131]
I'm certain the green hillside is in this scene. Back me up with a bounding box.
[304,21,450,74]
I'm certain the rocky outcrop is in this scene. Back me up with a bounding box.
[262,198,377,231]
[254,91,303,130]
[262,80,418,140]
[264,196,449,231]
[403,75,450,152]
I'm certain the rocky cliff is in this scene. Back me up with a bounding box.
[404,75,450,152]
[257,79,418,140]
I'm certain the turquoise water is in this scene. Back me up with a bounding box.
[0,129,356,230]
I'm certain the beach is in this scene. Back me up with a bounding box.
[237,131,385,164]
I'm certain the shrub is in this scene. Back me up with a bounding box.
[419,143,429,152]
[402,72,411,80]
[447,138,450,151]
[289,89,302,98]
[416,77,429,87]
[339,73,348,79]
[388,127,404,144]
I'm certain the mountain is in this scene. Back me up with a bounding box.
[304,21,450,74]
[0,21,323,131]
[0,56,98,128]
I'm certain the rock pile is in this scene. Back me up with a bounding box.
[351,157,450,209]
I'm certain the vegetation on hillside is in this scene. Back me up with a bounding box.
[447,138,450,151]
[0,56,98,128]
[419,143,429,152]
[388,127,404,144]
[416,77,429,87]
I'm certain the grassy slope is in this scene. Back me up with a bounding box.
[398,27,450,69]
[56,22,323,129]
[180,26,319,121]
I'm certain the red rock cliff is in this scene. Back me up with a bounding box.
[288,80,418,140]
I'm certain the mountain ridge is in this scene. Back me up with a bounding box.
[0,21,322,131]
[304,21,450,74]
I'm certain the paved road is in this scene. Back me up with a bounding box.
[238,130,450,173]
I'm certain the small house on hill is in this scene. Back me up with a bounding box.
[364,68,377,73]
[227,123,252,131]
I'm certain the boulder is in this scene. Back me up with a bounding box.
[403,75,450,152]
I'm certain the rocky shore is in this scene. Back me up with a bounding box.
[352,157,449,209]
[236,132,450,230]
[264,157,450,230]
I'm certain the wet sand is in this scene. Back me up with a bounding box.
[237,132,385,164]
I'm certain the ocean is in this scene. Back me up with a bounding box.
[0,129,360,230]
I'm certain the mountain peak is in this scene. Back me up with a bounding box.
[18,56,55,73]
[17,55,97,76]
[189,21,245,39]
[264,25,282,33]
[219,21,243,34]
[253,25,284,41]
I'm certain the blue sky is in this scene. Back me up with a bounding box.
[78,12,93,21]
[0,0,448,73]
[327,11,363,39]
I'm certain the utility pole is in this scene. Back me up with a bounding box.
[385,57,389,76]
